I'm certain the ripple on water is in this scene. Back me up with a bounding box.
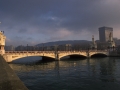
[9,57,120,90]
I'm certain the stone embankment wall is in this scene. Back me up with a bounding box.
[0,56,28,90]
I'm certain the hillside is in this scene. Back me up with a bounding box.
[36,40,91,46]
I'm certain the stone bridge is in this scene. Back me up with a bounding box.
[0,30,113,62]
[3,50,109,62]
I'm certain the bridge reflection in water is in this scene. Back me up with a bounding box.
[9,57,115,76]
[9,57,120,90]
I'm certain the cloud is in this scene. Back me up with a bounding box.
[0,0,120,46]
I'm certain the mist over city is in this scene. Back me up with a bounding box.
[0,0,120,46]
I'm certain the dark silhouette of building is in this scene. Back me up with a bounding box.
[99,26,113,42]
[5,45,15,51]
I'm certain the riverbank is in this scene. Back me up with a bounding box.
[0,56,28,90]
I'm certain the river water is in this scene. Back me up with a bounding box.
[9,57,120,90]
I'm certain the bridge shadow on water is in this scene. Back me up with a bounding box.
[35,57,55,65]
[10,54,108,65]
[61,55,87,61]
[10,56,56,65]
[91,54,108,58]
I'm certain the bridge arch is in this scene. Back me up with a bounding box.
[90,53,108,57]
[59,53,87,60]
[3,54,56,62]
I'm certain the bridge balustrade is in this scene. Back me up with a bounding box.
[5,51,55,54]
[5,50,108,55]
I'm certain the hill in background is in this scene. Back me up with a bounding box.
[36,40,91,46]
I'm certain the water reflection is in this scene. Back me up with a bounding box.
[99,58,116,82]
[9,57,117,77]
[9,57,120,90]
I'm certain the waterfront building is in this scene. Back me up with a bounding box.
[15,45,25,51]
[99,26,113,42]
[5,45,15,51]
[97,32,115,50]
[97,42,108,50]
[58,44,72,51]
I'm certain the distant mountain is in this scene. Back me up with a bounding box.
[36,40,91,46]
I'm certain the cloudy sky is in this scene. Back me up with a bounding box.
[0,0,120,46]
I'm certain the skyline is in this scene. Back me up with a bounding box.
[0,0,120,46]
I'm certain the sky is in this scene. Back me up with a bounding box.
[0,0,120,46]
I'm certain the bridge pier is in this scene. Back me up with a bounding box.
[55,53,60,60]
[87,51,91,58]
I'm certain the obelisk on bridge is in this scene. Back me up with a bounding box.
[0,31,6,55]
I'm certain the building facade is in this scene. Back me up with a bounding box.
[5,45,15,51]
[0,31,6,54]
[99,26,113,42]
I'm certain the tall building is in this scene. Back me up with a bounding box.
[98,26,113,42]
